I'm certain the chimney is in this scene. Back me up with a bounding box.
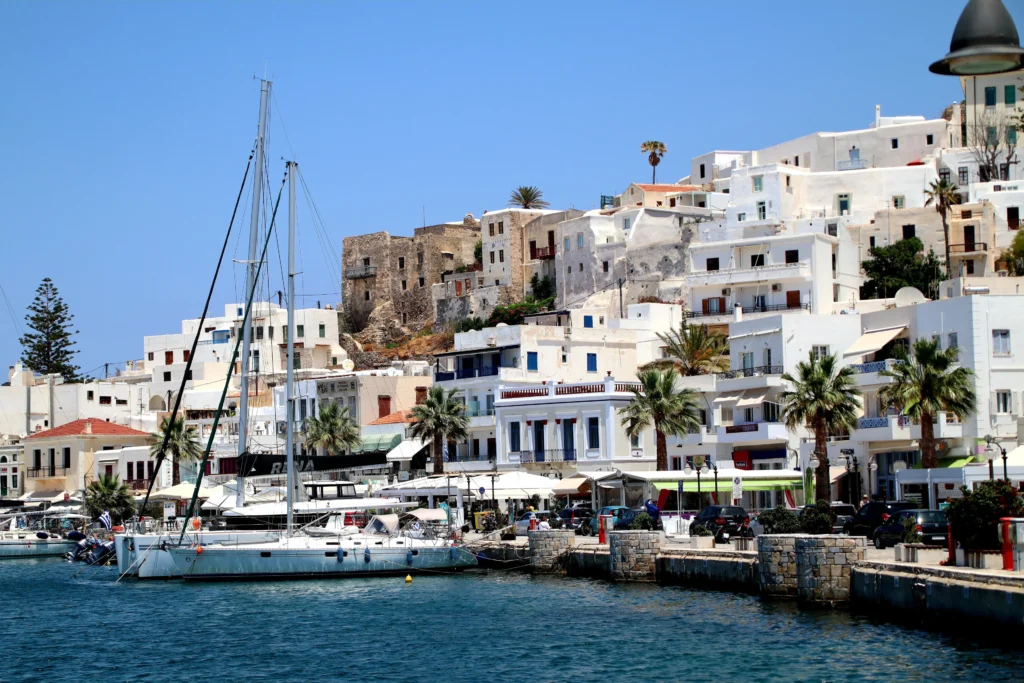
[874,104,881,128]
[83,420,92,435]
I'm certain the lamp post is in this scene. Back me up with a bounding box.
[808,457,820,505]
[684,464,707,508]
[869,461,881,503]
[985,434,1008,481]
[930,0,1024,76]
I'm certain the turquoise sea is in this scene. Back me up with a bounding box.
[1,559,1020,682]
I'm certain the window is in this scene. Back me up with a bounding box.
[293,354,301,370]
[563,236,570,251]
[756,201,766,220]
[296,325,304,338]
[87,390,94,401]
[364,291,370,301]
[993,329,1011,356]
[567,266,572,274]
[499,249,504,263]
[699,163,706,178]
[116,398,127,405]
[583,315,593,328]
[1008,207,1019,230]
[988,126,999,146]
[623,217,631,232]
[1000,163,1010,181]
[985,86,997,106]
[902,224,916,240]
[811,345,829,361]
[750,254,765,268]
[892,196,905,209]
[630,433,639,449]
[62,447,70,469]
[587,417,600,449]
[509,422,521,452]
[927,134,934,145]
[419,277,425,287]
[488,223,494,237]
[319,324,326,338]
[498,221,504,235]
[362,257,370,267]
[252,349,259,373]
[163,371,171,382]
[966,260,975,275]
[417,252,423,265]
[962,209,973,219]
[837,193,851,214]
[996,391,1013,414]
[586,353,597,373]
[958,166,969,185]
[764,402,780,423]
[599,316,604,324]
[741,352,754,371]
[99,396,111,405]
[527,352,538,371]
[939,167,950,183]
[785,249,799,264]
[579,263,583,272]
[165,351,174,365]
[268,326,274,340]
[602,261,609,273]
[489,251,495,264]
[785,175,790,187]
[948,332,958,349]
[1006,84,1017,106]
[401,280,407,291]
[1008,128,1018,147]
[890,138,898,149]
[752,175,763,192]
[870,236,876,248]
[577,233,584,248]
[237,307,243,316]
[737,213,746,222]
[147,352,154,361]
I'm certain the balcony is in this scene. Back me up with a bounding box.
[949,242,988,255]
[530,246,556,260]
[717,421,788,444]
[851,415,914,442]
[464,404,495,427]
[687,261,812,288]
[676,425,718,446]
[715,365,783,380]
[196,338,230,345]
[344,265,377,279]
[435,366,502,382]
[849,358,902,386]
[514,449,577,464]
[499,381,643,400]
[686,302,809,320]
[838,158,869,171]
[27,467,68,479]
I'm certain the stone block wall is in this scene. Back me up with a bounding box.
[795,536,866,605]
[528,530,576,574]
[609,531,662,582]
[758,535,799,599]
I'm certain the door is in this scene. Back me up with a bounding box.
[548,230,555,250]
[0,475,7,497]
[562,421,575,461]
[752,294,766,311]
[529,240,537,259]
[838,194,851,214]
[472,439,481,459]
[785,291,801,309]
[963,224,976,251]
[533,422,546,462]
[164,351,174,365]
[487,438,496,460]
[377,395,392,419]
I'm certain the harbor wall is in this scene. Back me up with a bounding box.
[528,530,576,574]
[656,550,759,593]
[608,531,661,582]
[795,536,865,605]
[567,547,611,580]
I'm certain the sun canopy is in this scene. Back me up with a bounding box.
[843,326,906,357]
[150,482,216,501]
[385,439,428,463]
[365,514,399,535]
[729,328,781,341]
[350,434,402,454]
[714,390,745,405]
[735,390,770,408]
[405,508,449,522]
[553,476,591,496]
[830,467,848,484]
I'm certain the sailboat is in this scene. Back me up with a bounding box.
[168,160,478,581]
[0,517,77,559]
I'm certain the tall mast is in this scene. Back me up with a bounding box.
[237,79,271,508]
[285,160,297,537]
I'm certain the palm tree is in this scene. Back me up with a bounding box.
[150,415,203,486]
[924,178,960,269]
[409,386,469,475]
[509,186,550,209]
[83,473,135,524]
[879,338,976,469]
[640,141,667,184]
[620,368,701,471]
[646,323,729,376]
[779,352,861,503]
[304,400,362,455]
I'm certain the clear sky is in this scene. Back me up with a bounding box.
[0,1,1013,377]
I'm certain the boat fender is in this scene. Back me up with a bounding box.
[450,546,457,561]
[196,545,204,555]
[364,547,371,563]
[406,549,413,566]
[36,532,49,540]
[191,518,201,531]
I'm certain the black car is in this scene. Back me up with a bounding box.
[690,505,749,540]
[558,507,594,530]
[798,503,857,534]
[843,501,918,538]
[872,509,949,549]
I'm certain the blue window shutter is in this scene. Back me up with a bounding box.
[587,353,597,372]
[527,352,538,371]
[583,315,593,328]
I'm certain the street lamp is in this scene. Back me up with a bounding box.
[985,435,1008,481]
[839,454,862,504]
[807,457,819,503]
[684,464,709,506]
[930,0,1024,76]
[869,461,881,503]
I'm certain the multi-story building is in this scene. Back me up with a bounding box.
[92,445,173,492]
[24,418,151,494]
[343,218,480,332]
[314,364,431,428]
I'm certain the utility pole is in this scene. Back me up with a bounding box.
[237,78,271,508]
[285,160,297,536]
[618,278,625,319]
[47,374,54,430]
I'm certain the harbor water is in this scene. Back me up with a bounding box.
[2,559,1021,682]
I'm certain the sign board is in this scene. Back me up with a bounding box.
[162,502,176,520]
[600,195,615,209]
[677,481,684,495]
[732,477,742,500]
[693,455,706,469]
[479,487,486,495]
[840,448,855,455]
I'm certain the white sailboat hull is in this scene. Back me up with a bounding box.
[115,531,281,579]
[0,533,76,559]
[169,535,478,581]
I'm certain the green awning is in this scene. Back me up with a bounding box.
[740,478,802,491]
[911,456,974,469]
[653,478,800,493]
[350,433,402,454]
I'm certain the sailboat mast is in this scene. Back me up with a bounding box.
[237,79,271,508]
[285,160,297,537]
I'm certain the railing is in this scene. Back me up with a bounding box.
[437,366,501,381]
[615,383,642,393]
[685,302,809,319]
[464,406,495,418]
[857,415,913,429]
[501,388,548,399]
[197,338,229,345]
[124,479,149,490]
[27,467,67,479]
[950,242,988,254]
[838,158,868,171]
[715,365,783,379]
[849,358,903,374]
[344,265,377,279]
[435,371,455,382]
[555,383,605,395]
[515,449,577,463]
[531,246,556,260]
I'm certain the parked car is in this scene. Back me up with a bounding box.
[843,501,918,538]
[797,502,857,534]
[872,509,949,549]
[514,510,552,535]
[590,506,630,535]
[610,507,663,531]
[558,507,594,530]
[689,505,749,541]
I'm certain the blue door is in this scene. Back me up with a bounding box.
[534,422,545,462]
[563,421,575,461]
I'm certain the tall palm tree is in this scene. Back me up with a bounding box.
[924,177,960,269]
[409,386,469,475]
[150,415,203,486]
[509,186,550,209]
[304,400,362,455]
[620,368,701,471]
[646,323,729,376]
[84,473,135,524]
[779,352,861,502]
[879,338,976,469]
[640,141,667,184]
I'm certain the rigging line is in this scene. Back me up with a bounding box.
[298,169,343,295]
[0,281,23,337]
[271,90,297,162]
[140,149,255,516]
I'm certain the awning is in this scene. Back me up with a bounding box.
[553,476,591,496]
[714,390,746,405]
[385,439,428,463]
[350,433,402,454]
[843,326,906,357]
[830,467,848,484]
[728,328,781,341]
[738,478,802,491]
[735,390,769,408]
[433,344,519,358]
[912,456,976,469]
[652,476,801,492]
[405,508,449,522]
[151,482,216,500]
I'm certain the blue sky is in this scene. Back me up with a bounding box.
[0,1,1009,377]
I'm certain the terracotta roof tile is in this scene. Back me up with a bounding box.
[367,410,417,426]
[27,418,150,440]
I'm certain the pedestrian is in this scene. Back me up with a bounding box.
[537,515,551,531]
[859,495,869,510]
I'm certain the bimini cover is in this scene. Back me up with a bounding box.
[364,514,400,535]
[406,508,449,522]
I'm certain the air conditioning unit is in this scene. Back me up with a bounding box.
[486,337,497,347]
[722,288,731,296]
[771,284,782,292]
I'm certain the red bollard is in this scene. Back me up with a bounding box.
[1001,517,1015,571]
[529,518,537,531]
[947,524,955,566]
[598,515,606,544]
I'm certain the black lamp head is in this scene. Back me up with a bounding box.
[930,0,1024,76]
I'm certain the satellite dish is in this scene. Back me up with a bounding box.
[496,322,508,327]
[893,287,927,307]
[341,359,355,371]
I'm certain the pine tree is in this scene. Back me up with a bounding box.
[19,278,81,380]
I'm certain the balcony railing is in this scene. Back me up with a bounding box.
[849,358,903,374]
[197,338,229,345]
[725,423,760,434]
[124,479,150,490]
[501,388,549,399]
[838,158,869,171]
[464,406,495,418]
[27,467,67,479]
[436,366,501,381]
[857,415,912,429]
[531,246,556,260]
[686,302,809,319]
[715,365,783,379]
[949,242,988,254]
[344,265,377,279]
[515,449,577,463]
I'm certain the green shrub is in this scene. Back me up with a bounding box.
[946,480,1023,550]
[474,240,482,263]
[486,299,551,326]
[902,515,923,544]
[690,523,714,537]
[630,511,654,531]
[800,500,835,534]
[530,273,555,301]
[757,504,801,534]
[453,317,485,333]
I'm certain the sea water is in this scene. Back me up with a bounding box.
[1,559,1020,682]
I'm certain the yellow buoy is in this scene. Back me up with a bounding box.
[405,574,412,583]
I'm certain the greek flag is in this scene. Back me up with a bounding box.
[98,511,112,530]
